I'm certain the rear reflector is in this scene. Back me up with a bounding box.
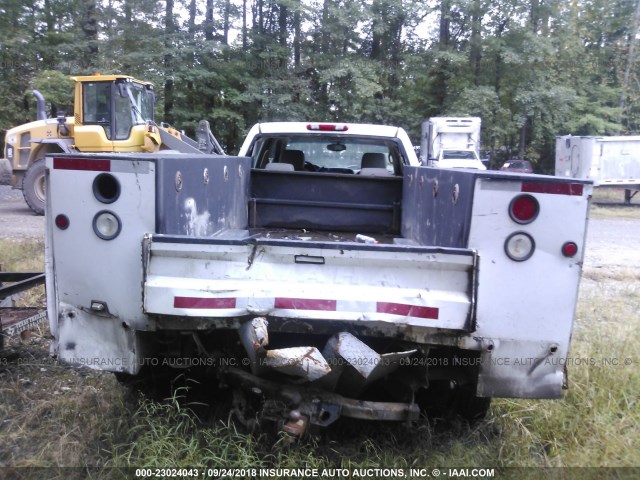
[173,296,440,320]
[275,298,337,310]
[306,123,349,131]
[55,214,70,230]
[522,181,583,196]
[174,297,237,309]
[377,302,439,320]
[53,157,111,172]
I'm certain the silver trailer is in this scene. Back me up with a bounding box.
[556,135,640,203]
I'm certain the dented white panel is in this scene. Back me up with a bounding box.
[468,176,591,397]
[46,156,158,373]
[144,240,476,331]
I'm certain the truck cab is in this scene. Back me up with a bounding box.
[239,122,420,173]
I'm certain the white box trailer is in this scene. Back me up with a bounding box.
[555,135,640,203]
[420,117,486,170]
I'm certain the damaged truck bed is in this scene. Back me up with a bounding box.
[45,122,591,433]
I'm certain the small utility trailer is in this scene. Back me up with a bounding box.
[0,271,46,348]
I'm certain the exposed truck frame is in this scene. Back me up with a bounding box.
[556,134,640,204]
[45,122,591,433]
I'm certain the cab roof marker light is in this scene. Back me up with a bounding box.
[306,123,349,132]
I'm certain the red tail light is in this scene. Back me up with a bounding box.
[562,242,578,257]
[55,214,70,230]
[509,194,539,224]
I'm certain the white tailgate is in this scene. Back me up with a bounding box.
[144,237,478,332]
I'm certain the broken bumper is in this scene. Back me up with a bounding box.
[222,367,420,427]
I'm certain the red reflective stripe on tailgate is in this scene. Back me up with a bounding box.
[521,181,583,196]
[377,302,439,320]
[174,297,236,309]
[53,157,111,171]
[275,298,337,311]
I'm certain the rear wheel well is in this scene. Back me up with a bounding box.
[29,143,65,166]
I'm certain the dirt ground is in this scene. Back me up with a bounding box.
[585,214,640,270]
[0,186,44,240]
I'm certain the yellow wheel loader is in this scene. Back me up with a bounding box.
[2,74,224,215]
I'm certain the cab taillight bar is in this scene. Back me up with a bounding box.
[306,123,349,132]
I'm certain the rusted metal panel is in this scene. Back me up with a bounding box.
[223,367,420,430]
[321,332,416,394]
[476,338,565,398]
[264,347,331,381]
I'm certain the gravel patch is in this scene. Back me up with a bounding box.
[0,159,11,185]
[0,185,45,240]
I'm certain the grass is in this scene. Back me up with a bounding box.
[590,187,640,220]
[1,238,128,475]
[590,205,640,220]
[591,187,639,205]
[1,207,639,475]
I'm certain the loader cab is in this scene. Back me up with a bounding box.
[73,75,155,152]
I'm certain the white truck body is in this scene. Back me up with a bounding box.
[45,122,591,430]
[420,117,486,170]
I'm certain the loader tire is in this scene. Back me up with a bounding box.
[22,158,46,216]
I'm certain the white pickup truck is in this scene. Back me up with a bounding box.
[45,122,591,432]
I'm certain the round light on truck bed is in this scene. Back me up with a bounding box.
[505,232,535,261]
[55,214,70,230]
[509,194,539,224]
[92,211,121,240]
[562,241,578,257]
[93,173,121,204]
